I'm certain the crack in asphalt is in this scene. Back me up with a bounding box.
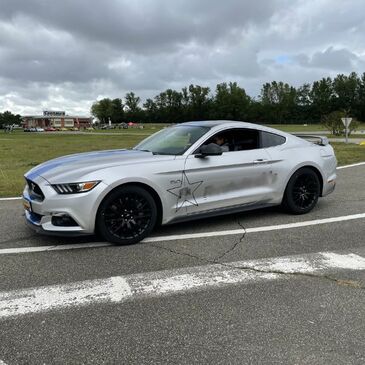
[148,216,247,267]
[231,263,365,290]
[149,241,365,289]
[148,218,365,290]
[212,216,246,262]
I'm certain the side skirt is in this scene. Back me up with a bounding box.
[165,201,279,225]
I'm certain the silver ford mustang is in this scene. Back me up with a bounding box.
[23,121,337,244]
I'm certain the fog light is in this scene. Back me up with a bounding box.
[51,215,78,227]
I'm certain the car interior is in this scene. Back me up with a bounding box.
[200,128,260,152]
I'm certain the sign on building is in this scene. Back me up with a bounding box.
[43,111,66,117]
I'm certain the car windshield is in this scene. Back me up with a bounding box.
[134,125,209,155]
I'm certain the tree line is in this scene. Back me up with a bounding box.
[0,111,22,127]
[91,72,365,125]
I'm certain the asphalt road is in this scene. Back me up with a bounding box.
[0,165,364,364]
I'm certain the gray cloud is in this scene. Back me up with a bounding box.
[0,0,364,114]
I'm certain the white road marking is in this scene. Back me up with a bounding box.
[0,160,364,202]
[109,276,133,302]
[145,213,365,243]
[336,161,365,169]
[0,213,364,256]
[0,251,364,319]
[0,242,111,255]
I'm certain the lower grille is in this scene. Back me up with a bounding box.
[51,215,78,227]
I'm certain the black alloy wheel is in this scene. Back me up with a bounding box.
[282,167,320,214]
[96,186,157,245]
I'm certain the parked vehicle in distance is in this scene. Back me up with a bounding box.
[23,121,337,245]
[45,127,57,132]
[35,127,45,132]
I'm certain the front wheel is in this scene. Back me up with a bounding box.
[282,168,320,214]
[96,186,157,245]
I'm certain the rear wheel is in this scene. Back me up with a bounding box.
[282,168,320,214]
[96,186,157,245]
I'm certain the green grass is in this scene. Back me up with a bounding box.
[267,123,365,133]
[0,132,154,197]
[331,142,365,166]
[87,123,170,133]
[0,131,364,197]
[266,124,328,132]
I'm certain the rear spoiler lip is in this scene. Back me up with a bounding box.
[292,134,329,146]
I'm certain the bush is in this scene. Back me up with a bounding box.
[321,111,359,136]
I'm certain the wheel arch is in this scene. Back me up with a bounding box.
[95,181,163,228]
[284,164,324,198]
[301,165,324,197]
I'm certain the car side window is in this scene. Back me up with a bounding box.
[196,128,260,153]
[260,131,286,148]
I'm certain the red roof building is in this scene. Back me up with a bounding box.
[22,111,92,129]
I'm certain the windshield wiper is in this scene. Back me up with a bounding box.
[134,148,175,155]
[134,148,152,153]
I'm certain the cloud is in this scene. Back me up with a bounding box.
[0,0,364,114]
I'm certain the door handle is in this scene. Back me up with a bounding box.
[253,159,268,164]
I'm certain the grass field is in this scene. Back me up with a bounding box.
[268,123,365,133]
[0,132,152,197]
[0,129,364,197]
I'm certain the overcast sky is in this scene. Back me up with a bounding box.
[0,0,364,116]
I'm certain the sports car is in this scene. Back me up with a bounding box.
[23,121,337,244]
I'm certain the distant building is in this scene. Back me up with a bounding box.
[22,111,92,129]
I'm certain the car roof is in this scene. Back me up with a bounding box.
[180,120,289,135]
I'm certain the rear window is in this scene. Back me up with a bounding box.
[261,131,286,148]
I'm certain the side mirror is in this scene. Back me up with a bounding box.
[195,143,223,158]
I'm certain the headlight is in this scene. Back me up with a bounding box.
[52,181,100,194]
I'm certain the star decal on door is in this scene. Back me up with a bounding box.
[167,171,203,212]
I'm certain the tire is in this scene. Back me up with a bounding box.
[96,185,157,245]
[282,167,320,214]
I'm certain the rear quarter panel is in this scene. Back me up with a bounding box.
[265,140,336,202]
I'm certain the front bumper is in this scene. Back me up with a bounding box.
[23,176,108,235]
[24,210,90,237]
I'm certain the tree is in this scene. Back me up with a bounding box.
[0,111,22,127]
[182,84,211,121]
[321,110,359,136]
[259,81,297,123]
[310,77,333,119]
[294,83,315,123]
[143,98,158,123]
[91,98,113,124]
[212,82,250,120]
[355,72,365,121]
[332,72,358,114]
[110,98,124,123]
[321,110,345,136]
[125,92,142,122]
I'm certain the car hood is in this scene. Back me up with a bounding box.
[25,149,173,183]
